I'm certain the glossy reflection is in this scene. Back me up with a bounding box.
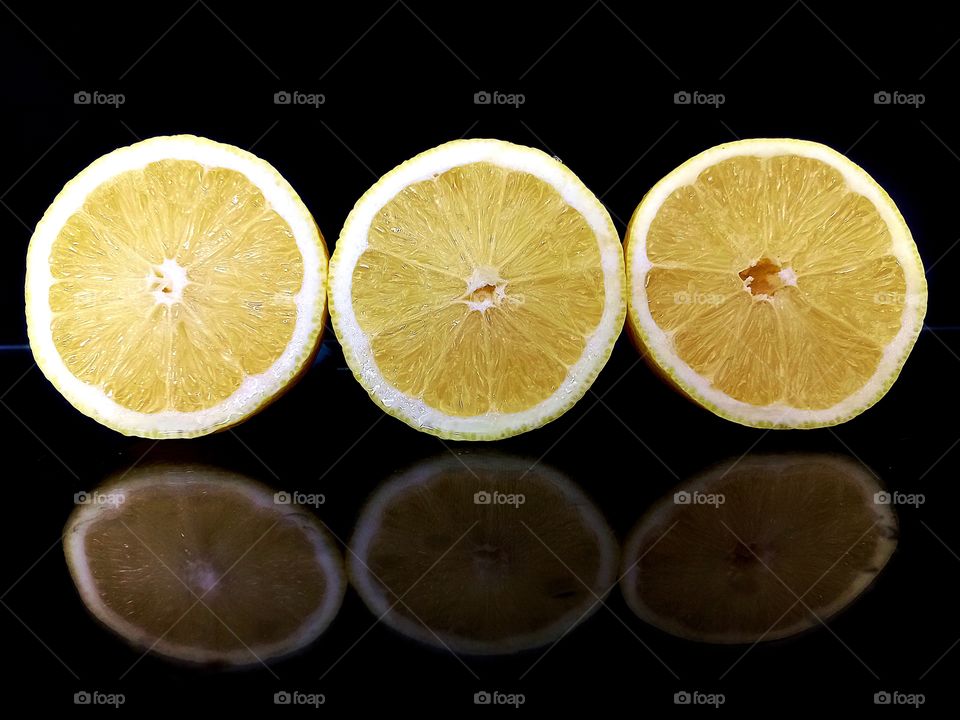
[348,453,618,654]
[620,453,898,644]
[63,464,345,666]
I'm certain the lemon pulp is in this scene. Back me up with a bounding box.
[644,154,906,409]
[350,162,604,416]
[48,159,304,413]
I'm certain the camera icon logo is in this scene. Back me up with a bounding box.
[74,691,91,705]
[274,90,292,105]
[74,491,90,505]
[674,491,691,505]
[674,691,691,704]
[673,90,691,105]
[874,91,891,105]
[74,91,91,105]
[274,691,292,704]
[874,691,891,704]
[874,491,892,505]
[474,691,492,705]
[474,91,492,105]
[274,491,292,505]
[474,490,492,505]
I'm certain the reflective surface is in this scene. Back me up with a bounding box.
[1,330,955,710]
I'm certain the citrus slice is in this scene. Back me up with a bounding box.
[329,139,626,440]
[26,135,327,438]
[64,464,345,666]
[625,139,927,428]
[348,454,618,654]
[620,454,897,644]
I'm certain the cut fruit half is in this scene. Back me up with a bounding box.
[329,139,626,440]
[64,464,345,666]
[26,135,328,438]
[620,454,897,644]
[348,454,618,654]
[625,139,927,428]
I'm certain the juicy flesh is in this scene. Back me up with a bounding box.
[644,155,907,409]
[49,160,304,413]
[351,162,604,416]
[81,480,330,657]
[626,459,896,641]
[363,466,607,646]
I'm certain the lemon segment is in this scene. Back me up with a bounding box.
[330,139,626,440]
[26,136,327,438]
[626,139,926,427]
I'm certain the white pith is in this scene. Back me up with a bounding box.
[149,258,190,305]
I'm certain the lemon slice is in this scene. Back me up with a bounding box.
[25,135,327,438]
[329,139,626,440]
[64,465,345,666]
[625,139,927,428]
[348,454,618,654]
[620,454,897,644]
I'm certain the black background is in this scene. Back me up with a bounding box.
[1,0,958,712]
